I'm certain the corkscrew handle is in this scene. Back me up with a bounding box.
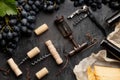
[45,40,63,65]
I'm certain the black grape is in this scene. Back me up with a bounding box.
[7,31,13,40]
[0,39,6,47]
[9,19,17,25]
[35,0,41,7]
[21,26,27,33]
[2,32,7,39]
[27,23,35,30]
[21,18,27,26]
[28,0,34,6]
[46,5,55,12]
[13,26,20,32]
[27,16,36,23]
[12,32,18,37]
[30,11,36,16]
[0,33,2,40]
[24,4,31,11]
[32,4,39,12]
[21,10,28,18]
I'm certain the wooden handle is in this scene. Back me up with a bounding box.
[7,58,22,77]
[45,40,63,65]
[27,47,40,59]
[36,67,49,79]
[34,24,48,35]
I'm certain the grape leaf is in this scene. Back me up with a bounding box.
[0,0,17,17]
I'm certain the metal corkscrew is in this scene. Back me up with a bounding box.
[68,5,107,37]
[73,13,88,26]
[31,54,51,65]
[54,16,88,55]
[18,47,40,66]
[18,57,28,66]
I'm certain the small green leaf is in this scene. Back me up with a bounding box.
[0,0,17,17]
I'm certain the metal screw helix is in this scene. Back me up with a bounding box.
[31,54,51,66]
[73,14,88,26]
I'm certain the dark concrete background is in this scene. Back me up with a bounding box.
[0,0,115,80]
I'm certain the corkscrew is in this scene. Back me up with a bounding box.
[68,5,107,36]
[18,47,40,66]
[31,53,51,66]
[54,16,88,55]
[18,57,28,66]
[32,40,63,65]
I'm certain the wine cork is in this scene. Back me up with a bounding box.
[34,24,48,35]
[45,40,63,65]
[36,67,49,79]
[7,58,22,77]
[27,47,40,59]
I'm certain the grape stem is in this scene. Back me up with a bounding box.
[54,1,56,7]
[5,16,13,32]
[16,7,22,21]
[0,25,5,33]
[5,16,9,25]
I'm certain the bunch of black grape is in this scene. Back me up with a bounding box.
[0,0,64,56]
[0,15,21,56]
[70,0,102,11]
[71,0,120,11]
[102,0,120,10]
[17,0,65,13]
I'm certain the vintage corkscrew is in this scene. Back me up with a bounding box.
[54,16,88,56]
[67,5,89,26]
[68,5,107,37]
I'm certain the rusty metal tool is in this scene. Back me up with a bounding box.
[67,5,88,19]
[54,16,88,55]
